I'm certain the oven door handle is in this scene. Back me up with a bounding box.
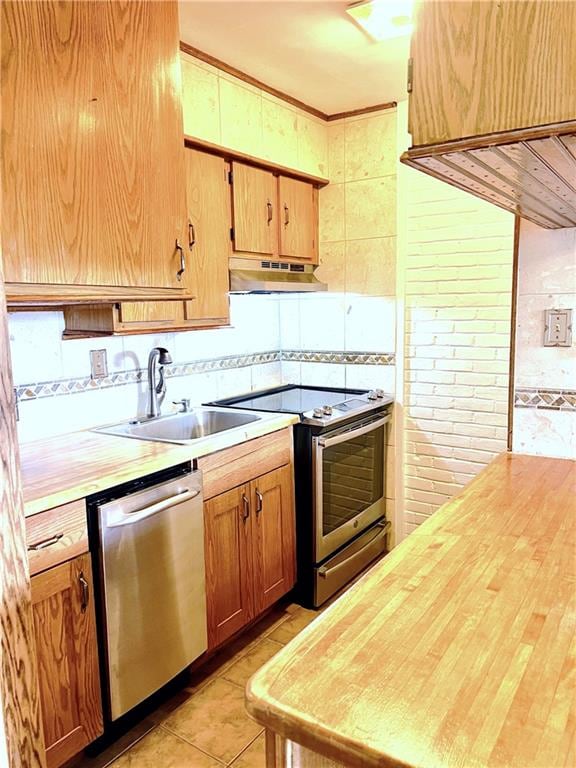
[318,520,391,579]
[318,414,391,449]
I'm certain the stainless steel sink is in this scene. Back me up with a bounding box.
[94,408,262,444]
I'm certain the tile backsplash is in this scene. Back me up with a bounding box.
[9,293,397,443]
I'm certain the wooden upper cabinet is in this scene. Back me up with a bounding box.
[231,162,278,256]
[251,465,296,615]
[183,149,231,325]
[408,1,576,146]
[1,0,188,295]
[278,177,317,262]
[204,485,255,650]
[31,554,103,768]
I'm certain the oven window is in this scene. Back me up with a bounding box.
[322,426,384,536]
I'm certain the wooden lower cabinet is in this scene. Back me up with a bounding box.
[251,465,296,615]
[204,464,295,650]
[31,554,103,768]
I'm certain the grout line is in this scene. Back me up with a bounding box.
[158,725,227,765]
[226,728,266,767]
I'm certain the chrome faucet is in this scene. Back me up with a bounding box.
[147,347,172,418]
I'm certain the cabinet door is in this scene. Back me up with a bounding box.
[231,162,277,256]
[183,149,231,325]
[251,465,296,615]
[1,0,187,290]
[204,485,254,649]
[31,554,103,768]
[278,177,317,263]
[408,1,576,146]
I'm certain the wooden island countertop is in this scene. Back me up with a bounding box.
[246,453,576,768]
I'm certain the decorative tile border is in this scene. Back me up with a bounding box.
[15,348,395,403]
[515,388,576,411]
[282,350,395,365]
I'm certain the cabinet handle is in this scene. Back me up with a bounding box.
[255,489,263,515]
[266,200,273,225]
[79,571,89,613]
[27,533,64,551]
[284,204,289,226]
[176,239,186,281]
[241,494,250,522]
[188,221,196,250]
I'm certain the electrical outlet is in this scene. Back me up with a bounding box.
[543,309,572,347]
[90,349,108,379]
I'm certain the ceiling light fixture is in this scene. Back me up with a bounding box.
[346,0,414,41]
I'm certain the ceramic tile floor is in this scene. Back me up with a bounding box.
[78,602,319,768]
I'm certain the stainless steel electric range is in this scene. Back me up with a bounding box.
[209,386,393,608]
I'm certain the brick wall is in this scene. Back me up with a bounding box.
[402,170,515,534]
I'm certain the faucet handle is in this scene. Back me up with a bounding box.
[172,398,191,413]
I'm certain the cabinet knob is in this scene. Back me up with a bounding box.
[188,221,196,250]
[284,204,290,226]
[266,200,273,225]
[255,489,263,515]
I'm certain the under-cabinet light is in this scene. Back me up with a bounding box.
[346,0,414,41]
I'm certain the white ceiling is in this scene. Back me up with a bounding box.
[177,1,410,115]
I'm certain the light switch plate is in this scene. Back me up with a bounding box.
[90,349,108,379]
[543,308,572,347]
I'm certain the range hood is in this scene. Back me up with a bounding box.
[229,258,327,293]
[401,123,576,229]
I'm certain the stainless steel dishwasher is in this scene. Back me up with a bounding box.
[88,462,206,721]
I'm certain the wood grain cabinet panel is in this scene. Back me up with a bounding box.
[231,162,278,256]
[203,459,296,651]
[204,485,255,649]
[278,177,317,263]
[409,1,576,146]
[251,465,296,615]
[183,149,231,325]
[31,554,103,768]
[1,0,188,297]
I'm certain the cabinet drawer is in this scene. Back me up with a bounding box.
[198,427,292,500]
[26,499,88,576]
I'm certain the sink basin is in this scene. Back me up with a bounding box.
[94,408,262,444]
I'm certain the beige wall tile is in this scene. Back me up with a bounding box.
[261,98,298,168]
[297,114,328,177]
[345,176,397,239]
[327,123,345,184]
[180,58,220,143]
[219,79,262,155]
[345,237,396,296]
[319,183,345,242]
[316,241,346,293]
[345,112,397,181]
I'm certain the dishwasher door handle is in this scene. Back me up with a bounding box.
[106,488,201,528]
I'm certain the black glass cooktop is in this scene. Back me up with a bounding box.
[210,385,367,416]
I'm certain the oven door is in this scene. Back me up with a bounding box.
[313,412,390,563]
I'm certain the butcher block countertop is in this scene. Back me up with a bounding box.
[20,412,297,517]
[247,453,576,768]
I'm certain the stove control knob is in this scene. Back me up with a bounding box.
[375,389,385,398]
[367,390,378,400]
[322,405,333,416]
[313,407,324,418]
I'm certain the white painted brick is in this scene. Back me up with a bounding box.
[406,488,451,506]
[455,372,497,386]
[473,411,508,427]
[453,423,499,438]
[410,345,455,359]
[405,417,455,434]
[471,437,505,451]
[432,409,474,423]
[432,457,482,473]
[474,386,508,401]
[410,395,455,409]
[474,333,512,348]
[412,432,472,449]
[433,384,472,398]
[452,448,499,463]
[405,476,435,491]
[405,500,434,515]
[408,406,435,419]
[416,466,455,482]
[454,398,494,413]
[420,371,456,384]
